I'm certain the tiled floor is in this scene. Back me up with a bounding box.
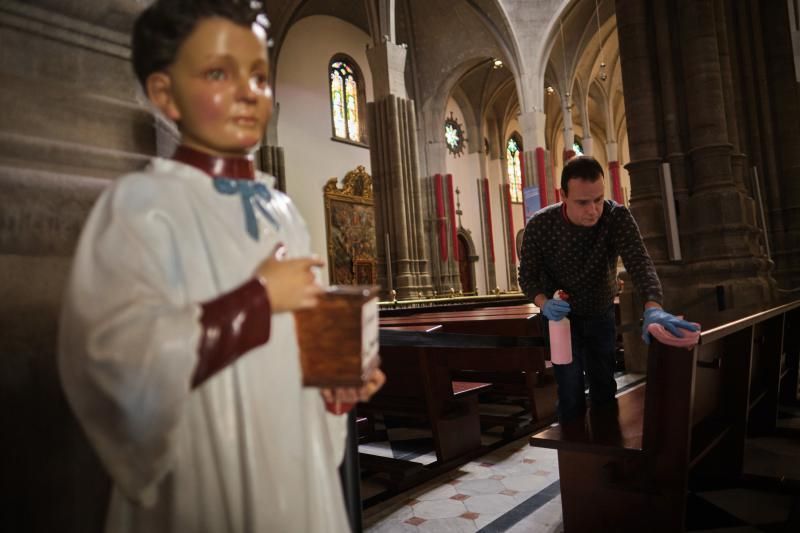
[363,439,562,532]
[361,376,800,532]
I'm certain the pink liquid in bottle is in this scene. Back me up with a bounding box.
[548,291,573,365]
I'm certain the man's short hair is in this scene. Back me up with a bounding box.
[561,156,604,195]
[132,0,269,89]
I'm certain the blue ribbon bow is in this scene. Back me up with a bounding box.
[213,178,280,241]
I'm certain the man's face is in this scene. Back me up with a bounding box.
[158,17,272,156]
[563,176,605,227]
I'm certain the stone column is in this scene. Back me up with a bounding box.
[615,0,672,372]
[713,0,747,191]
[606,142,623,203]
[500,180,518,290]
[760,0,800,289]
[561,96,576,162]
[259,105,286,192]
[257,145,285,192]
[615,0,775,371]
[677,0,769,314]
[476,122,497,292]
[582,136,594,157]
[652,0,690,203]
[477,176,497,292]
[519,110,554,207]
[578,94,593,157]
[366,39,433,299]
[732,0,784,255]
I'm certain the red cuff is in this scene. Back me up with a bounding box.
[192,278,271,388]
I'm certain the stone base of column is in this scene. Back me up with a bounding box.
[393,275,422,300]
[772,248,800,292]
[416,269,435,298]
[431,267,461,297]
[684,188,761,260]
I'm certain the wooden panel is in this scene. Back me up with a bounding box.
[781,308,800,403]
[748,316,784,435]
[531,384,646,456]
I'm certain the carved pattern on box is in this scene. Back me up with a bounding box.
[294,286,379,387]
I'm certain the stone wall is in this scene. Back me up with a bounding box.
[0,2,152,530]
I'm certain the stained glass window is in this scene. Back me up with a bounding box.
[444,112,465,157]
[573,136,584,156]
[507,136,523,203]
[330,60,360,142]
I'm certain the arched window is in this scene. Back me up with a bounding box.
[506,135,523,203]
[329,57,363,143]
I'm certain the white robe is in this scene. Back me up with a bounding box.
[58,159,350,533]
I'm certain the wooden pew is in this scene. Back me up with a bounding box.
[379,307,552,422]
[381,302,538,319]
[380,308,541,337]
[365,328,552,465]
[529,300,800,533]
[360,325,491,463]
[380,304,539,322]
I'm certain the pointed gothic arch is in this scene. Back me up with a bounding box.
[456,227,479,295]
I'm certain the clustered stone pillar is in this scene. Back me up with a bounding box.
[519,110,555,209]
[366,39,433,300]
[561,96,576,163]
[758,0,800,289]
[500,180,518,290]
[476,122,498,293]
[426,171,462,295]
[257,144,285,192]
[678,0,767,306]
[604,142,622,203]
[578,95,594,157]
[615,0,776,371]
[477,175,497,292]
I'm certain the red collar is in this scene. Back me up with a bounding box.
[172,145,255,180]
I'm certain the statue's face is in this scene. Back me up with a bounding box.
[151,17,272,156]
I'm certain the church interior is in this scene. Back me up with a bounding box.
[1,0,799,531]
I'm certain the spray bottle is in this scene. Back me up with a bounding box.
[548,290,573,365]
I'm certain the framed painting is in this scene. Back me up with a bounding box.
[324,165,377,286]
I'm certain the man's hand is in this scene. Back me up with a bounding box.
[254,244,324,313]
[542,298,571,321]
[641,308,700,344]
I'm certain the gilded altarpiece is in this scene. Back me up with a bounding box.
[324,166,377,286]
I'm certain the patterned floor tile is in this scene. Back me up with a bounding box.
[412,499,468,520]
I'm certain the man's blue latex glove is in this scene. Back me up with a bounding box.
[542,298,571,321]
[642,308,700,344]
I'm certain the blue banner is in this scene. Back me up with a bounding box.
[523,186,541,223]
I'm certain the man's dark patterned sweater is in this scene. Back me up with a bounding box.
[518,200,663,317]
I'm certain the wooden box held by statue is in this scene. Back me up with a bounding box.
[294,286,379,387]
